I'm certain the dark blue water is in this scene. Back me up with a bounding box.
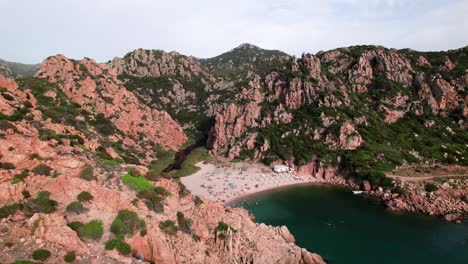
[230,185,468,264]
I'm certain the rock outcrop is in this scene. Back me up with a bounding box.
[35,55,187,151]
[0,73,324,263]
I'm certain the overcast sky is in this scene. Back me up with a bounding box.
[1,0,467,64]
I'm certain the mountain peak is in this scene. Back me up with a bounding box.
[235,43,262,50]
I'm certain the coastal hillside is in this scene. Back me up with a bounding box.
[109,44,467,223]
[1,43,467,263]
[0,57,324,263]
[0,59,40,78]
[110,44,467,175]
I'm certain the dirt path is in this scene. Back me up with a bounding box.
[387,173,468,182]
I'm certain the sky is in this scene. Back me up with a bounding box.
[0,0,467,64]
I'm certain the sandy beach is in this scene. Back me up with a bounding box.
[181,161,321,204]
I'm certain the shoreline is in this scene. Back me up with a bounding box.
[225,181,347,206]
[181,161,467,223]
[181,162,349,206]
[181,161,337,205]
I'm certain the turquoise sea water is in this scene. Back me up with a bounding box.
[230,184,468,264]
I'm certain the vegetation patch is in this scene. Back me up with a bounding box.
[0,203,23,219]
[66,201,86,214]
[64,252,76,263]
[32,249,51,261]
[215,221,237,240]
[105,238,132,255]
[194,196,204,206]
[0,162,15,170]
[79,165,96,181]
[68,219,103,240]
[110,210,146,237]
[425,183,439,193]
[176,212,193,235]
[24,191,58,215]
[77,191,94,202]
[32,164,52,176]
[137,187,170,213]
[159,220,178,235]
[122,174,153,191]
[169,147,210,178]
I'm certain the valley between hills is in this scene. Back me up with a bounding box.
[0,43,467,263]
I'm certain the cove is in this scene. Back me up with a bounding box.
[230,184,468,264]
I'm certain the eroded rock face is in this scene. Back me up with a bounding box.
[207,45,466,164]
[29,213,88,254]
[0,62,12,78]
[0,73,324,264]
[338,121,363,150]
[110,49,206,79]
[128,194,325,264]
[35,55,187,150]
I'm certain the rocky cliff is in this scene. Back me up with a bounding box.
[108,45,466,173]
[0,73,324,263]
[207,46,467,173]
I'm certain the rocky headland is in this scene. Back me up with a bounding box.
[1,43,467,263]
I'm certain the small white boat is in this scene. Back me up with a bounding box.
[352,190,363,195]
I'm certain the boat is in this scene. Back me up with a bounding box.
[352,190,363,195]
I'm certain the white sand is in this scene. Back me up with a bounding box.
[181,161,319,204]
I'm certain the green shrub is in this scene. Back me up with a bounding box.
[25,191,58,215]
[32,164,52,176]
[176,212,192,234]
[154,186,171,197]
[32,249,51,261]
[215,221,237,241]
[22,190,31,199]
[96,146,113,160]
[159,220,178,235]
[392,186,406,195]
[105,238,132,255]
[122,174,153,191]
[13,169,30,183]
[64,252,76,262]
[66,201,85,214]
[0,203,23,219]
[79,165,96,181]
[0,120,15,130]
[194,196,203,206]
[29,153,43,160]
[356,170,393,187]
[110,210,146,237]
[89,113,116,136]
[145,170,161,181]
[175,180,190,197]
[77,191,93,202]
[425,183,439,192]
[126,167,139,177]
[69,220,103,240]
[137,187,170,213]
[216,221,237,233]
[1,162,15,170]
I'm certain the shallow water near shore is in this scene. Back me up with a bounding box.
[230,184,468,264]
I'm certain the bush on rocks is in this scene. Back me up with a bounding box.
[159,220,178,235]
[32,164,52,176]
[32,249,51,261]
[66,201,85,214]
[68,219,103,240]
[25,191,58,215]
[77,191,93,202]
[64,252,76,262]
[111,210,146,237]
[105,238,132,255]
